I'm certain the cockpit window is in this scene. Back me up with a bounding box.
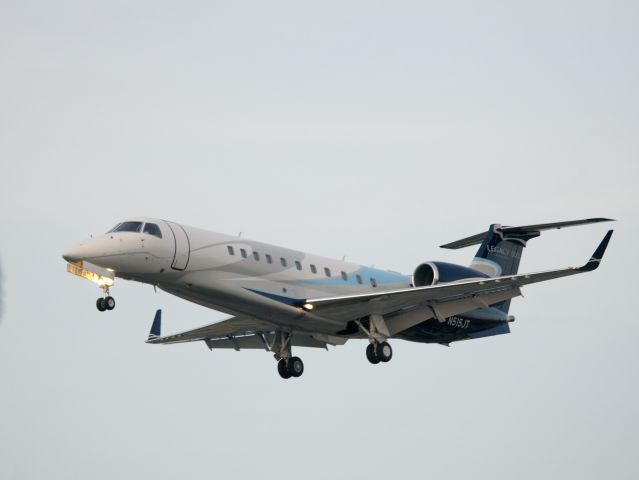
[110,221,143,233]
[143,223,162,238]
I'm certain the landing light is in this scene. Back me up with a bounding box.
[303,303,314,311]
[67,262,114,287]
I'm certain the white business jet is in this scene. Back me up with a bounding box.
[63,217,613,379]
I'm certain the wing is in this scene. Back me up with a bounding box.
[304,230,613,326]
[146,311,274,345]
[146,230,612,345]
[145,310,346,350]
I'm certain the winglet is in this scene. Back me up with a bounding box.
[579,230,613,272]
[147,309,162,343]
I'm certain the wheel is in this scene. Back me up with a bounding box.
[378,341,393,363]
[366,343,380,364]
[96,298,107,312]
[277,359,292,379]
[104,296,116,310]
[289,356,304,377]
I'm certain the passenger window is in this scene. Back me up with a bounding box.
[280,257,287,267]
[111,221,143,233]
[324,267,332,277]
[341,271,348,281]
[240,248,247,258]
[253,251,260,261]
[227,246,235,256]
[310,264,317,274]
[143,223,162,238]
[266,254,272,264]
[356,274,363,284]
[295,260,302,271]
[370,278,377,288]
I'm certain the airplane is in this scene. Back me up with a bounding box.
[62,217,613,379]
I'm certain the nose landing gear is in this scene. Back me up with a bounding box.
[96,296,115,311]
[96,286,116,312]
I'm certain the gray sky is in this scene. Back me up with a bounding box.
[1,1,638,478]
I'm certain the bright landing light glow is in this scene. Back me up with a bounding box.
[67,263,114,287]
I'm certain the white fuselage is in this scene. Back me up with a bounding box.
[63,217,410,333]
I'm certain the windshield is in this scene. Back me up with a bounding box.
[108,221,143,233]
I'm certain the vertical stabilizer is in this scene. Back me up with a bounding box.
[470,224,539,278]
[470,225,540,313]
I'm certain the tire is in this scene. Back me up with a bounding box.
[289,357,304,377]
[104,296,116,310]
[277,359,291,379]
[96,298,107,312]
[378,341,393,363]
[366,343,380,364]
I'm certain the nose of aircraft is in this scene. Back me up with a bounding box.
[62,243,86,263]
[62,235,132,266]
[62,240,106,263]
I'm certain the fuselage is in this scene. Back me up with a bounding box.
[63,217,510,342]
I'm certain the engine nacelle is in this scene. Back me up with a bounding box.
[413,261,488,287]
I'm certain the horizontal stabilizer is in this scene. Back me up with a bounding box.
[440,218,614,249]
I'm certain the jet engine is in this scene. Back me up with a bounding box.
[412,261,488,287]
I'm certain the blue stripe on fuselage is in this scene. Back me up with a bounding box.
[244,288,303,305]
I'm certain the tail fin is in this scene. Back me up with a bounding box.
[440,218,614,313]
[470,224,537,277]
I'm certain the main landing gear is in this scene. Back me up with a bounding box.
[96,285,116,312]
[277,357,304,379]
[272,332,304,380]
[366,341,393,364]
[356,314,393,366]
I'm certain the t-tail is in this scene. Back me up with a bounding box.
[440,218,614,313]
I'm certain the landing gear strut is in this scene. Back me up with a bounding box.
[272,332,304,379]
[96,285,115,312]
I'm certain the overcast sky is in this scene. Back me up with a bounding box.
[1,1,638,479]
